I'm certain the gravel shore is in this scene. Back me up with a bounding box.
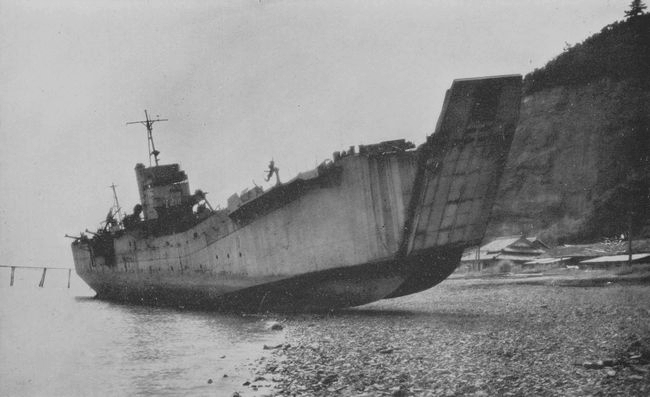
[247,270,650,396]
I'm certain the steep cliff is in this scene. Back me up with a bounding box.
[486,15,650,244]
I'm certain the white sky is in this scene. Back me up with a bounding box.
[0,0,624,268]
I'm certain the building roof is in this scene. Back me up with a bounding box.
[543,241,628,258]
[480,236,522,253]
[543,238,650,259]
[580,253,650,263]
[460,235,548,262]
[524,257,569,265]
[495,253,543,262]
[527,237,550,249]
[460,251,499,262]
[501,246,546,255]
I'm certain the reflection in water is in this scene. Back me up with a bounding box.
[0,271,284,396]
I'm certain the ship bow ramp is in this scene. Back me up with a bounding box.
[388,74,522,298]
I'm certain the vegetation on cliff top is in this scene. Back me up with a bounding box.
[523,13,650,94]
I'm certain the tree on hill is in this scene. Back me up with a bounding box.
[523,13,650,94]
[625,0,647,18]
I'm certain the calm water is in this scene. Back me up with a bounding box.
[0,268,284,396]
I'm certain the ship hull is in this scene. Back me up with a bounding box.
[77,245,462,312]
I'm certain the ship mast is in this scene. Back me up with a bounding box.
[109,183,122,224]
[126,110,168,166]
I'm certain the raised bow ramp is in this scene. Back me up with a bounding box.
[389,75,522,298]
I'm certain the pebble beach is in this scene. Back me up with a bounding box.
[245,270,650,396]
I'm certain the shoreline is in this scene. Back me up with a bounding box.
[247,269,650,396]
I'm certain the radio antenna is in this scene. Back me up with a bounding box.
[126,110,168,166]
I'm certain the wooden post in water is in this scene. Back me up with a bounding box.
[38,267,47,288]
[1,265,72,288]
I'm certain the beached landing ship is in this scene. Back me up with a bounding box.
[71,75,522,311]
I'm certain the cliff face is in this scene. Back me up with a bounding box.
[486,78,650,243]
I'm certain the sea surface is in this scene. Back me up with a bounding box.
[0,268,284,396]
